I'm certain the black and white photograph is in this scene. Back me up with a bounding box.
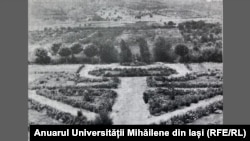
[28,0,223,125]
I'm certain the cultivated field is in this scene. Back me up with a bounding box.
[28,62,223,125]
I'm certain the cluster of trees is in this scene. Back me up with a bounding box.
[178,21,222,48]
[119,38,152,65]
[34,41,119,64]
[34,35,222,65]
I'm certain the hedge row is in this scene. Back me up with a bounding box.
[147,76,222,88]
[88,67,177,77]
[76,77,120,86]
[143,87,222,102]
[153,71,221,82]
[143,88,223,115]
[36,88,117,113]
[28,99,90,125]
[29,70,121,89]
[160,100,223,125]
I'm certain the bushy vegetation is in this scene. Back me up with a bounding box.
[88,67,177,77]
[58,47,72,63]
[138,38,151,64]
[120,40,133,63]
[147,70,223,88]
[84,44,99,63]
[34,48,51,64]
[99,41,119,63]
[153,37,174,62]
[152,71,222,82]
[161,101,223,125]
[174,44,189,62]
[177,21,223,63]
[143,88,223,115]
[50,43,62,55]
[144,69,223,116]
[36,88,117,113]
[29,20,222,64]
[28,99,90,125]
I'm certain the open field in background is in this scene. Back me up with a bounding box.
[29,0,222,31]
[28,62,223,125]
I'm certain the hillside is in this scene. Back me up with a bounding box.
[29,0,223,31]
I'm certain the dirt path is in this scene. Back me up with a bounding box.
[146,95,223,124]
[79,64,101,79]
[111,77,151,124]
[28,90,97,121]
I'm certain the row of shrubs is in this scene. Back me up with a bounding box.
[153,70,221,82]
[147,77,222,88]
[30,71,121,89]
[29,99,113,125]
[76,77,120,84]
[28,99,89,125]
[159,100,223,125]
[30,82,120,90]
[76,77,110,83]
[120,62,148,66]
[36,88,117,113]
[143,88,223,115]
[144,87,222,102]
[30,64,120,88]
[88,67,177,77]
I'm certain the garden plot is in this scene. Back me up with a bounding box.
[29,64,119,125]
[29,65,120,89]
[147,96,223,125]
[29,63,223,125]
[35,88,117,113]
[28,64,82,83]
[29,109,61,125]
[29,90,97,121]
[147,70,223,88]
[141,63,223,124]
[28,98,90,125]
[143,88,222,116]
[77,63,223,124]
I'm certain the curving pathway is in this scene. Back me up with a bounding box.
[28,90,97,121]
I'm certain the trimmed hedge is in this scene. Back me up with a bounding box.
[161,100,223,125]
[143,88,223,115]
[28,99,89,125]
[36,88,117,113]
[147,77,223,88]
[89,67,177,77]
[29,71,121,89]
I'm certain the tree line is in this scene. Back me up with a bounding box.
[34,36,222,65]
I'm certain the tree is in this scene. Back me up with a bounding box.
[99,41,118,63]
[153,37,173,62]
[50,43,62,55]
[34,48,51,64]
[70,43,82,55]
[138,38,151,64]
[70,43,82,63]
[168,21,176,27]
[84,44,99,63]
[58,47,71,63]
[175,44,189,62]
[120,40,132,63]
